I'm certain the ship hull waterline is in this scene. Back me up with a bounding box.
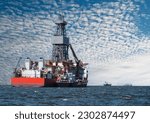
[11,77,87,87]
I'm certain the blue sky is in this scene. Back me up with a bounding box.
[0,0,150,85]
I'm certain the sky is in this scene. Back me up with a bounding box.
[0,0,150,85]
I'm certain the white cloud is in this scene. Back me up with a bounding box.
[89,54,150,86]
[0,0,150,85]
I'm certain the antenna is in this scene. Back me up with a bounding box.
[15,57,22,68]
[58,0,62,15]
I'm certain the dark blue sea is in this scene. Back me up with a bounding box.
[0,86,150,106]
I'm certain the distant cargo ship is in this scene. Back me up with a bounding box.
[123,84,132,86]
[11,15,88,87]
[103,82,112,86]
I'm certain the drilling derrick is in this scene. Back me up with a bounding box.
[52,15,69,62]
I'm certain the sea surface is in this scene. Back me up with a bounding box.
[0,85,150,106]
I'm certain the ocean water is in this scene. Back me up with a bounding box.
[0,85,150,106]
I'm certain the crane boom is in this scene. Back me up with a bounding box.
[69,44,79,63]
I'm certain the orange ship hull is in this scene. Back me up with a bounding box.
[11,77,87,87]
[11,77,57,87]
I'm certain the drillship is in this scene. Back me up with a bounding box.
[11,15,88,87]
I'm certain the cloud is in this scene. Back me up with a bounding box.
[0,0,150,85]
[89,53,150,86]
